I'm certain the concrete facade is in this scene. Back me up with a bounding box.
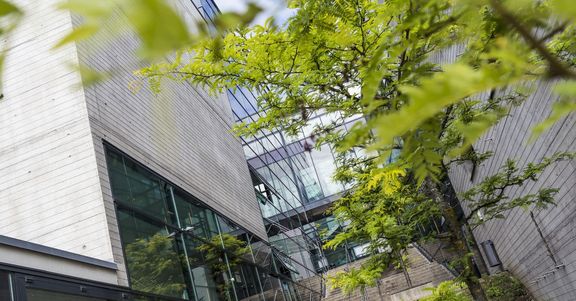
[0,0,113,276]
[0,0,265,287]
[429,40,576,301]
[448,80,575,300]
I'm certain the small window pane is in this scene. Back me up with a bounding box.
[0,271,11,301]
[173,191,219,239]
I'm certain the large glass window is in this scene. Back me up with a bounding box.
[117,210,191,299]
[107,146,316,301]
[107,150,173,224]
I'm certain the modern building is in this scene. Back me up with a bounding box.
[0,1,323,300]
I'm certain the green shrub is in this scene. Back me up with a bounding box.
[421,281,472,301]
[482,272,533,301]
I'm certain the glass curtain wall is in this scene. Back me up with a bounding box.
[106,147,321,301]
[185,2,325,298]
[228,88,373,274]
[193,0,367,287]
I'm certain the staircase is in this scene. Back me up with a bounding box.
[323,245,454,301]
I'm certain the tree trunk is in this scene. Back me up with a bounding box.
[423,178,488,301]
[464,275,487,301]
[465,224,489,275]
[442,203,488,301]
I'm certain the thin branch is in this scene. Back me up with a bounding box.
[489,0,576,79]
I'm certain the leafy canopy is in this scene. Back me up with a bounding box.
[40,0,576,298]
[134,0,575,297]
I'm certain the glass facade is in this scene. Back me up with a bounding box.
[194,0,369,288]
[228,87,370,273]
[106,146,321,301]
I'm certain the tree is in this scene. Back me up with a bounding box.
[134,1,575,300]
[124,233,189,298]
[29,0,574,299]
[197,234,251,301]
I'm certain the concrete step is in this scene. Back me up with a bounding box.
[323,245,454,300]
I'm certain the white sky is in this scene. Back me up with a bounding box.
[214,0,293,25]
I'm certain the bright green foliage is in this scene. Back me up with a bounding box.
[133,0,575,298]
[0,0,22,97]
[482,272,532,301]
[421,281,472,301]
[137,0,575,186]
[124,234,187,297]
[425,273,533,301]
[51,0,576,298]
[325,161,440,287]
[462,152,574,228]
[328,266,383,297]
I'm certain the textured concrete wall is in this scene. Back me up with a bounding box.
[430,40,576,301]
[0,0,115,270]
[431,49,575,301]
[448,81,575,301]
[72,0,266,284]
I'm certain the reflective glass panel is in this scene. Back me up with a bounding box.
[173,190,219,239]
[0,271,11,301]
[107,150,173,223]
[117,210,190,299]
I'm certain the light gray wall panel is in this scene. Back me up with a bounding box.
[0,0,115,269]
[72,1,266,285]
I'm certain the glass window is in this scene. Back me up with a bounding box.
[229,264,263,300]
[310,144,343,197]
[173,190,219,239]
[180,235,225,301]
[117,210,191,299]
[107,146,322,300]
[0,271,11,301]
[107,150,173,224]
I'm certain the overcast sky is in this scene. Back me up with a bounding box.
[214,0,293,25]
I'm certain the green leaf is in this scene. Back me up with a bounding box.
[125,0,191,58]
[0,0,20,16]
[373,64,513,148]
[550,0,576,21]
[53,24,99,49]
[530,81,576,141]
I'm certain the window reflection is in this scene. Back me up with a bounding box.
[107,150,173,224]
[173,190,219,239]
[117,210,190,299]
[107,146,319,301]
